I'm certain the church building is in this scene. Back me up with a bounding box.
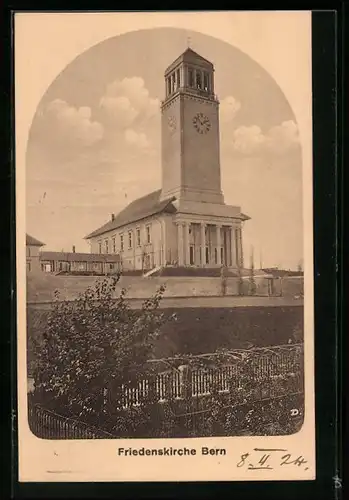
[85,48,250,271]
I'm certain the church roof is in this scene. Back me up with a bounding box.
[165,48,213,75]
[85,190,177,239]
[26,234,45,247]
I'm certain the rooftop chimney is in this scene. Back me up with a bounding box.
[111,213,115,221]
[72,245,76,253]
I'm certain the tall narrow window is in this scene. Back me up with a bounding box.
[128,231,133,249]
[136,228,141,246]
[167,77,171,96]
[205,246,209,264]
[196,70,202,89]
[188,67,194,87]
[176,69,180,89]
[120,234,124,252]
[98,241,102,254]
[105,239,109,254]
[146,225,151,244]
[112,237,116,253]
[203,72,209,91]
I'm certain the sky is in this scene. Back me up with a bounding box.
[26,27,303,270]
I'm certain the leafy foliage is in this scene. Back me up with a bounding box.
[111,345,304,438]
[237,266,245,296]
[248,251,257,295]
[33,275,174,419]
[31,273,304,438]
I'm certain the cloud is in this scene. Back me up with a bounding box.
[231,120,300,155]
[100,77,160,129]
[40,99,104,147]
[220,95,241,123]
[232,125,265,154]
[124,128,150,149]
[267,120,300,153]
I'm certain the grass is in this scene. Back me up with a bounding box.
[152,306,303,357]
[27,305,303,374]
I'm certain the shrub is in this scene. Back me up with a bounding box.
[32,274,174,421]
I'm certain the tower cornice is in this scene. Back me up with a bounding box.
[161,87,219,111]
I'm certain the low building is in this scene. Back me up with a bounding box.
[40,250,121,274]
[26,234,45,273]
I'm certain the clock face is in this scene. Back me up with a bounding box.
[167,116,177,132]
[193,112,211,134]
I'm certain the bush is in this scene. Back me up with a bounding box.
[32,275,174,420]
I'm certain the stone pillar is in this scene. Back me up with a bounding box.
[200,223,206,266]
[177,222,184,266]
[230,226,237,267]
[184,222,191,266]
[216,224,222,265]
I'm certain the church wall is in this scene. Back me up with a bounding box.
[88,214,166,271]
[163,215,178,265]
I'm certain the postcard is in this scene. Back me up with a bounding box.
[16,10,315,482]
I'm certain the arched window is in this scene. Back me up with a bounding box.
[203,72,210,91]
[176,69,180,89]
[172,71,176,92]
[196,70,202,89]
[188,67,194,87]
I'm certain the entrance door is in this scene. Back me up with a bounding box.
[190,245,194,265]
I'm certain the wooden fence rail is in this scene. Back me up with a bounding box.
[113,344,303,409]
[28,399,115,439]
[28,344,303,439]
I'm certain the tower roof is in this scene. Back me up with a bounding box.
[165,48,214,76]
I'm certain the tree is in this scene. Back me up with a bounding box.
[33,274,173,422]
[220,264,227,296]
[248,247,257,296]
[237,266,244,296]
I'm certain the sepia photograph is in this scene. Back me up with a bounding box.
[17,11,315,482]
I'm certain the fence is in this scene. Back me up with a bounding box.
[28,398,115,439]
[28,344,303,439]
[113,344,303,409]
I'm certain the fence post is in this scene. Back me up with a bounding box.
[178,365,191,400]
[148,374,157,404]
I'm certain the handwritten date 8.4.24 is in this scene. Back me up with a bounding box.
[237,449,309,471]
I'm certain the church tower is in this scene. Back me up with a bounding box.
[160,48,224,205]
